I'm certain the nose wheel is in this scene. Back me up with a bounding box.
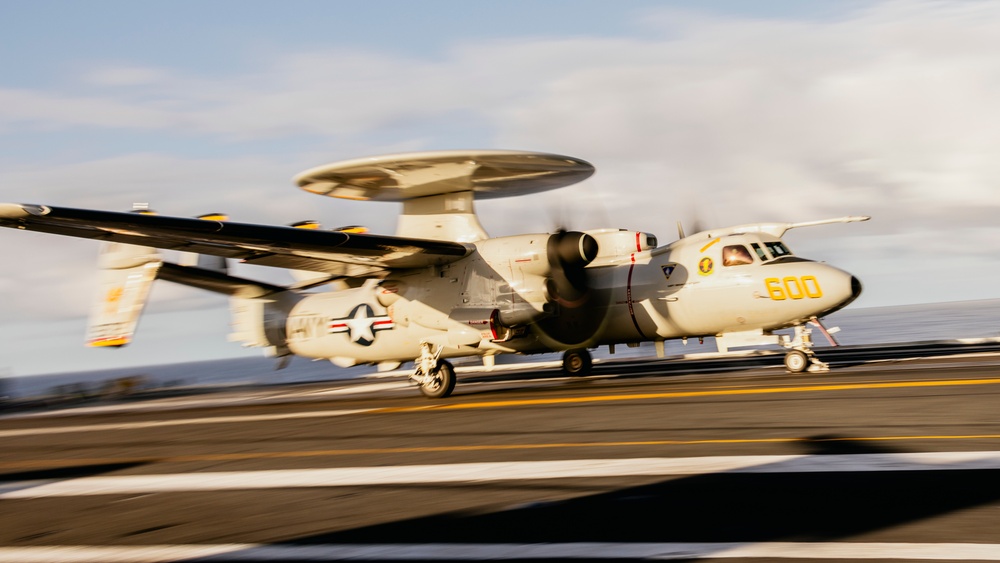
[782,324,830,373]
[784,349,809,373]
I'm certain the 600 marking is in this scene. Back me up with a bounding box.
[765,276,823,300]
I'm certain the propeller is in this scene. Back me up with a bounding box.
[676,202,708,240]
[529,191,612,349]
[529,228,610,350]
[545,229,598,307]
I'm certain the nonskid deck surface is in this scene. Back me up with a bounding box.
[6,339,1000,418]
[3,343,1000,562]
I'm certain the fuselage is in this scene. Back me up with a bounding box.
[283,228,861,368]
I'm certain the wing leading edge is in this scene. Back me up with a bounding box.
[0,203,472,275]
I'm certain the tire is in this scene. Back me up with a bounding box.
[562,348,593,377]
[784,350,809,373]
[419,360,457,399]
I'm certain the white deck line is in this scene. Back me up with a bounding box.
[2,542,1000,561]
[4,451,1000,499]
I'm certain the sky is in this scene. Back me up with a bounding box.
[2,0,1000,376]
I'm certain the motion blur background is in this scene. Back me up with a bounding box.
[2,0,999,378]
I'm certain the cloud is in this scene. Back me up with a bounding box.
[84,65,172,87]
[0,152,404,320]
[4,0,1000,332]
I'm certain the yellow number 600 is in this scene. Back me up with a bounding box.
[765,276,823,300]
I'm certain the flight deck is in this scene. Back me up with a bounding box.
[3,342,1000,562]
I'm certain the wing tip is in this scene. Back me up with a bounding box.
[0,203,28,219]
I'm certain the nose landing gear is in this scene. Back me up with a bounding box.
[783,348,812,373]
[782,320,835,373]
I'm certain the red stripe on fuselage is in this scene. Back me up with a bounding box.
[626,253,649,340]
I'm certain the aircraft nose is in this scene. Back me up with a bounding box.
[820,268,862,316]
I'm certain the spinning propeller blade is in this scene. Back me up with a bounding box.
[530,229,612,350]
[545,229,598,307]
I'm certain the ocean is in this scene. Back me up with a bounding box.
[3,299,999,402]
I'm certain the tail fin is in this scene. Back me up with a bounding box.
[87,242,162,347]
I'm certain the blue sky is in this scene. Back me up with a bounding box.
[3,0,1000,376]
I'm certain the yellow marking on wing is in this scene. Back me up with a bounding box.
[337,226,369,234]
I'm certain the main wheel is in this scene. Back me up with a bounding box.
[784,350,809,373]
[562,348,593,377]
[419,360,457,399]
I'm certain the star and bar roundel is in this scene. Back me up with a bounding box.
[328,304,395,346]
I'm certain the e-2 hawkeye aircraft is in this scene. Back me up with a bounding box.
[0,150,867,398]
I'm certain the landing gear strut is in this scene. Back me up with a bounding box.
[411,342,456,399]
[562,348,593,377]
[782,324,829,373]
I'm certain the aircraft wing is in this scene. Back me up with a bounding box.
[0,203,473,275]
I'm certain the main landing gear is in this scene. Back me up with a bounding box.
[562,348,593,377]
[782,322,831,373]
[411,342,456,399]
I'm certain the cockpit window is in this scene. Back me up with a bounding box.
[750,242,769,261]
[722,244,754,266]
[764,241,792,259]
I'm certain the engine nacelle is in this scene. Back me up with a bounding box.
[475,231,599,316]
[586,229,657,266]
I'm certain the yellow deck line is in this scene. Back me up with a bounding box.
[6,434,1000,471]
[420,377,1000,411]
[5,376,1000,471]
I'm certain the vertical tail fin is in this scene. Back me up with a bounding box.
[86,242,162,347]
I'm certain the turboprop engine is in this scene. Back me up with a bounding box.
[341,230,602,351]
[441,230,601,347]
[545,229,599,306]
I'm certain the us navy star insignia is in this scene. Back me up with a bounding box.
[328,304,394,346]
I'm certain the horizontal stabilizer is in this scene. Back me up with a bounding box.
[157,262,287,298]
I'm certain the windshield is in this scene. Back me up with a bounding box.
[764,241,792,259]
